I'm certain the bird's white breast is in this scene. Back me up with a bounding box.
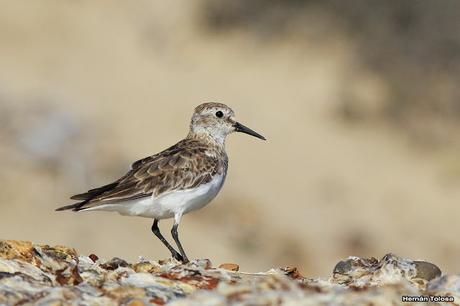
[87,174,226,219]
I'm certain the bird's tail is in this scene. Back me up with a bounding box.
[56,181,119,212]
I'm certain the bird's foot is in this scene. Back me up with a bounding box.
[171,252,189,264]
[171,251,184,262]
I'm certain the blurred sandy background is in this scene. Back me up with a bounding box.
[1,1,460,276]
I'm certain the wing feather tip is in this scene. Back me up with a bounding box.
[55,204,78,211]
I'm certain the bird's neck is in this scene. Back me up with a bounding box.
[187,131,226,149]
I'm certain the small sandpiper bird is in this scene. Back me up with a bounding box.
[56,103,265,263]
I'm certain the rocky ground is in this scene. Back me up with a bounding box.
[0,240,458,305]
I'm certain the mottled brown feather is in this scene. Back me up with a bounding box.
[65,137,228,211]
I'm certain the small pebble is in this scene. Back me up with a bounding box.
[219,263,239,271]
[414,261,442,281]
[100,257,130,270]
[333,260,353,275]
[89,254,99,263]
[127,300,146,306]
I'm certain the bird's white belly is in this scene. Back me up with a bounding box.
[87,174,225,219]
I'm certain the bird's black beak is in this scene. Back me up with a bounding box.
[234,122,266,140]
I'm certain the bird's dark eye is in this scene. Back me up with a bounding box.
[215,111,224,118]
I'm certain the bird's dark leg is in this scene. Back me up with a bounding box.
[171,222,189,263]
[151,219,183,262]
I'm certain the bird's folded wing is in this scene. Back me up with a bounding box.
[71,140,222,210]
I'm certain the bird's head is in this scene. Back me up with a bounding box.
[188,102,266,145]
